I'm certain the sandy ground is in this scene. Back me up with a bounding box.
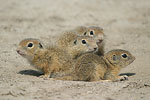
[0,0,150,100]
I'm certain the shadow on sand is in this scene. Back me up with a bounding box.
[18,70,136,78]
[119,73,136,77]
[18,70,43,77]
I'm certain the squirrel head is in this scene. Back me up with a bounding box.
[75,26,104,47]
[104,49,135,68]
[70,36,98,58]
[16,38,44,60]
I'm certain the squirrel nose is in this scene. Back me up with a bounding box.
[96,39,103,43]
[16,49,20,53]
[94,48,97,51]
[133,56,136,60]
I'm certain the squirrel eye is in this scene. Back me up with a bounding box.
[84,32,87,35]
[27,43,33,48]
[121,53,128,58]
[82,39,86,44]
[90,30,94,36]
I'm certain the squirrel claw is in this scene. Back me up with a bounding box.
[39,75,50,80]
[119,75,128,81]
[39,75,55,80]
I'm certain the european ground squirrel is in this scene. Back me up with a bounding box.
[73,26,105,56]
[17,38,97,78]
[57,26,104,57]
[57,32,98,59]
[55,49,135,82]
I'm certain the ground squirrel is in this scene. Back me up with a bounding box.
[57,26,104,57]
[57,32,98,59]
[55,49,135,82]
[73,26,105,56]
[16,38,97,78]
[16,38,73,79]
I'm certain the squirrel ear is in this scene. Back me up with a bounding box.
[73,40,77,45]
[39,42,44,48]
[112,55,118,61]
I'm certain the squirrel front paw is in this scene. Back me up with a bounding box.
[118,75,128,81]
[39,74,50,80]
